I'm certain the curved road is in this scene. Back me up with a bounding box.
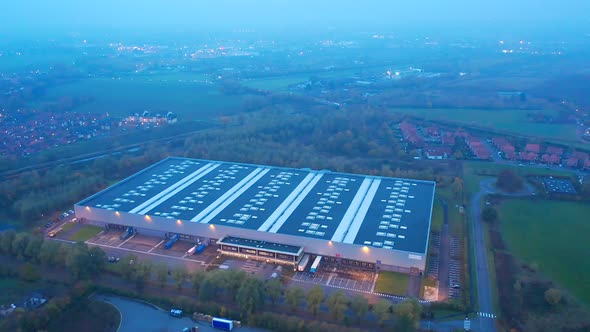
[94,294,266,332]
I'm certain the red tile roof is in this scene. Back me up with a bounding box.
[504,151,518,160]
[525,143,541,153]
[572,151,589,161]
[545,146,564,156]
[501,144,515,153]
[520,152,538,161]
[566,157,579,168]
[492,137,510,148]
[441,133,455,146]
[541,154,561,164]
[425,127,440,136]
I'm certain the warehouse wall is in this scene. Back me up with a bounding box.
[75,205,426,272]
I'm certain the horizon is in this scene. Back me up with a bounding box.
[1,0,590,39]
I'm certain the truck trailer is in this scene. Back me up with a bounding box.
[195,242,207,254]
[119,227,134,240]
[186,245,197,256]
[164,234,179,249]
[211,317,233,331]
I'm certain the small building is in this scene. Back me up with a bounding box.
[525,143,541,154]
[566,157,579,168]
[504,151,518,161]
[500,144,516,154]
[541,154,561,165]
[22,292,46,309]
[545,146,564,156]
[472,147,491,160]
[520,152,538,162]
[425,127,440,137]
[441,133,455,146]
[492,137,510,148]
[424,147,451,160]
[572,151,589,162]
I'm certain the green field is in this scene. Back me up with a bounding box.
[242,76,310,91]
[375,271,410,296]
[60,221,77,233]
[430,199,444,232]
[499,199,590,305]
[242,68,364,91]
[41,75,245,120]
[389,107,578,142]
[69,225,103,242]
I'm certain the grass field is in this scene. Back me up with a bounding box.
[40,75,245,120]
[69,225,103,242]
[242,68,363,91]
[375,271,410,296]
[389,107,578,142]
[60,221,77,233]
[242,76,310,91]
[430,199,444,232]
[499,199,590,305]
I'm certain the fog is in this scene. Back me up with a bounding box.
[2,0,590,36]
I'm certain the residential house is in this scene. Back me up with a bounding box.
[520,152,538,162]
[545,146,564,156]
[541,154,561,165]
[525,143,541,154]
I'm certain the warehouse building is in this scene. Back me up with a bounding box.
[75,157,435,273]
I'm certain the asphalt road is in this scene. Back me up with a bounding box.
[94,294,266,332]
[438,200,450,301]
[469,178,536,332]
[470,181,496,332]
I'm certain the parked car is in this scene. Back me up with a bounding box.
[107,257,120,263]
[169,309,183,317]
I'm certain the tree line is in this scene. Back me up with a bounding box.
[112,252,423,331]
[0,229,424,331]
[1,106,452,228]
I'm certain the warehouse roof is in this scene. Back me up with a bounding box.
[78,157,435,254]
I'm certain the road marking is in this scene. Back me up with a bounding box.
[327,273,335,284]
[118,234,135,248]
[148,240,165,253]
[287,276,434,303]
[477,312,496,318]
[86,241,207,265]
[371,273,379,292]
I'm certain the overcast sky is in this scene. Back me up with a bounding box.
[2,0,589,35]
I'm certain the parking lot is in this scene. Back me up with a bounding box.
[120,234,163,252]
[219,258,281,279]
[448,236,462,300]
[291,266,376,293]
[86,230,220,266]
[88,229,126,247]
